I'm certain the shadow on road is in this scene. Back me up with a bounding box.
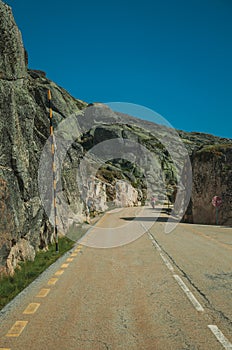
[120,216,178,223]
[147,207,173,214]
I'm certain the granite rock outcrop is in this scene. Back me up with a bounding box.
[0,0,231,275]
[184,144,232,226]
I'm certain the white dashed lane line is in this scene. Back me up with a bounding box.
[173,274,204,312]
[208,325,232,350]
[145,225,232,348]
[152,239,162,252]
[159,252,174,272]
[146,227,204,311]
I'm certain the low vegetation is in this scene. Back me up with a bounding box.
[0,236,75,311]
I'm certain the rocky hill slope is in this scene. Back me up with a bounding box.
[0,0,231,275]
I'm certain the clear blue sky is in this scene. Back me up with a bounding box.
[6,0,232,138]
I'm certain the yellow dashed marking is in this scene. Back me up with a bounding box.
[36,289,50,298]
[66,258,73,262]
[6,321,28,337]
[70,253,77,257]
[23,303,40,315]
[61,263,69,268]
[54,270,64,276]
[47,277,58,285]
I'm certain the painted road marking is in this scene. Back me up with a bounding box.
[141,223,161,251]
[66,258,73,262]
[159,252,174,272]
[146,228,203,311]
[61,263,69,268]
[173,274,204,312]
[23,303,40,315]
[70,253,77,257]
[141,223,149,235]
[76,244,82,248]
[54,270,64,276]
[6,321,28,337]
[152,239,162,252]
[143,225,162,252]
[36,289,50,298]
[47,277,58,285]
[75,247,82,251]
[208,325,232,349]
[148,232,153,240]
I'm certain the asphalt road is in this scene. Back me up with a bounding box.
[0,207,232,349]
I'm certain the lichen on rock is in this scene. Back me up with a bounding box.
[0,0,231,276]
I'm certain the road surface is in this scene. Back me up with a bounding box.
[0,206,232,349]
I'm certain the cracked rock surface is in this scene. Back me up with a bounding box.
[0,0,231,276]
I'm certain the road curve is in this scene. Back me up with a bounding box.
[0,207,231,349]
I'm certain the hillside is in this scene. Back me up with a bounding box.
[0,0,231,275]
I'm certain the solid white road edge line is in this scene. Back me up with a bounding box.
[208,325,232,349]
[173,274,204,312]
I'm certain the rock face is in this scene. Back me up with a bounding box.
[0,2,27,80]
[0,0,231,275]
[184,145,232,226]
[114,180,138,207]
[0,0,86,275]
[6,238,35,276]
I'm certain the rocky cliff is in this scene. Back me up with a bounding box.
[184,144,232,226]
[0,0,231,275]
[0,0,87,275]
